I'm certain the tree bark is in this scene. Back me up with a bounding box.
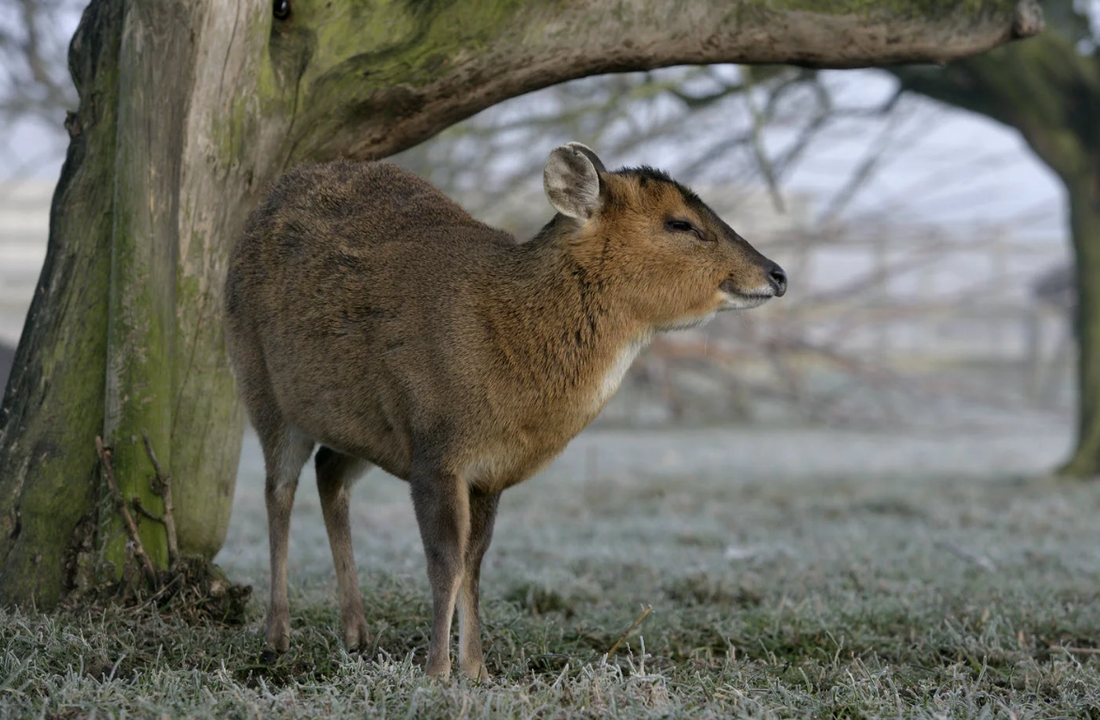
[0,0,122,606]
[99,0,200,576]
[0,0,1042,606]
[1058,174,1100,477]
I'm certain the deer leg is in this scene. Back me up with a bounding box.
[409,464,469,679]
[262,427,314,653]
[315,446,373,651]
[458,488,500,681]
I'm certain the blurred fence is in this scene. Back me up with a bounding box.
[0,180,50,347]
[0,177,1072,423]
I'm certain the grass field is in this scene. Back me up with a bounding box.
[4,417,1100,719]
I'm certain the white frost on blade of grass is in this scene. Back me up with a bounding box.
[6,419,1094,717]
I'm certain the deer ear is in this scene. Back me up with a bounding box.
[564,142,607,174]
[544,143,604,219]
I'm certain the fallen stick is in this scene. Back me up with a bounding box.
[1051,646,1100,655]
[142,430,178,568]
[95,436,157,585]
[131,497,164,524]
[604,605,652,660]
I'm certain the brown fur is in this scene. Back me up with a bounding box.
[224,145,785,680]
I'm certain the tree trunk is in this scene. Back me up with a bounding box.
[0,0,1041,607]
[0,0,123,605]
[99,0,199,576]
[1058,174,1100,477]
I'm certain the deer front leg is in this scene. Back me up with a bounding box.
[409,465,470,679]
[458,488,500,681]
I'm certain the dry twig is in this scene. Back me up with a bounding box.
[95,435,157,585]
[605,605,653,659]
[131,497,164,524]
[143,430,178,568]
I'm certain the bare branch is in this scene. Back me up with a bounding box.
[95,436,157,587]
[143,430,178,569]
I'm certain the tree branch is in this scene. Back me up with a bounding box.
[282,0,1044,163]
[890,25,1093,179]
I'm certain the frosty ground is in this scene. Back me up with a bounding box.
[4,411,1100,718]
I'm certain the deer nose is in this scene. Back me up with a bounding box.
[767,264,787,297]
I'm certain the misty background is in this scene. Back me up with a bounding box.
[0,1,1073,444]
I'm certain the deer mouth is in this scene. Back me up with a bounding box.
[718,279,775,310]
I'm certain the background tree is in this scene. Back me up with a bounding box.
[880,0,1097,476]
[0,0,79,174]
[0,0,1041,608]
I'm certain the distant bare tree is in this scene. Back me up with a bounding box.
[887,0,1100,476]
[0,0,78,174]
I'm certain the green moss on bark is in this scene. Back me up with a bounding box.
[170,272,246,558]
[95,3,200,580]
[0,0,123,606]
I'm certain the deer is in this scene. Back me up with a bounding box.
[223,143,787,680]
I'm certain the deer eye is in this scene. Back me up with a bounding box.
[274,0,291,20]
[666,218,710,241]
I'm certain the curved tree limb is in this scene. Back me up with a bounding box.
[279,0,1044,163]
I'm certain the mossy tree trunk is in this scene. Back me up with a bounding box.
[891,4,1100,476]
[0,0,1041,606]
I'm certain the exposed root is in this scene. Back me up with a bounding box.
[143,429,179,568]
[96,435,157,587]
[86,434,251,624]
[64,554,252,625]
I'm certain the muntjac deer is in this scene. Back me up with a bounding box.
[224,143,787,680]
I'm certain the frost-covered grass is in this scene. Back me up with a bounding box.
[5,420,1100,718]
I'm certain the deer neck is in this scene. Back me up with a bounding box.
[489,224,651,406]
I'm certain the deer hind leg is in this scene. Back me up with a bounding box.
[315,446,373,651]
[259,424,314,653]
[458,488,500,681]
[409,464,470,679]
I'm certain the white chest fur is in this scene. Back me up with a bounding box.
[592,336,651,411]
